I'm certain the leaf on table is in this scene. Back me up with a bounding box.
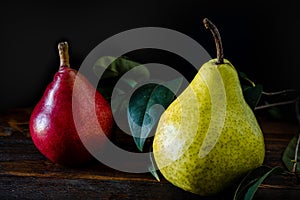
[127,78,183,151]
[233,166,283,200]
[282,132,300,173]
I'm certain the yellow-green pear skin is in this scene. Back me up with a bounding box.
[153,58,265,196]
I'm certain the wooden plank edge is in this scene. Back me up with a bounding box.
[0,171,160,183]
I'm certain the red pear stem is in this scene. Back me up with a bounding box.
[58,42,70,67]
[203,18,224,64]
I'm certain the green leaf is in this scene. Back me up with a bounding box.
[93,56,150,101]
[238,71,249,81]
[93,56,150,80]
[97,85,115,100]
[238,71,263,109]
[233,166,283,200]
[109,78,139,115]
[243,84,263,109]
[282,132,300,173]
[111,92,128,115]
[148,150,160,181]
[127,78,183,151]
[265,101,284,120]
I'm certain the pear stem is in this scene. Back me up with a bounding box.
[203,18,224,64]
[58,42,70,67]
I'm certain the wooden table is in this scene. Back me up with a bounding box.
[0,108,299,199]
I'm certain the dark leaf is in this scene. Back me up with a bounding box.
[93,56,150,80]
[243,84,263,109]
[265,101,284,119]
[111,92,128,115]
[93,56,150,101]
[234,166,283,200]
[127,78,183,151]
[97,85,115,100]
[148,150,160,181]
[238,71,263,109]
[109,78,139,116]
[238,71,248,80]
[282,132,300,173]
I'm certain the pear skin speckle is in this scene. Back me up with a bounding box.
[153,59,265,196]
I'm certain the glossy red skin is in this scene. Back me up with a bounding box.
[30,66,113,166]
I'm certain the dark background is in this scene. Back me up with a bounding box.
[0,0,299,111]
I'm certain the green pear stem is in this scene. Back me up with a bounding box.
[203,18,224,64]
[58,42,70,67]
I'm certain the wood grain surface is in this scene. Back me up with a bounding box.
[0,108,299,199]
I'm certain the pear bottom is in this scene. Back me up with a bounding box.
[154,126,264,196]
[159,160,259,196]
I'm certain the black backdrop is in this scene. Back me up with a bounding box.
[0,0,299,111]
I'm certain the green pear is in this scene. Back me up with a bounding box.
[153,18,265,196]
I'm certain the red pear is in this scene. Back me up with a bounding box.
[30,42,113,166]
